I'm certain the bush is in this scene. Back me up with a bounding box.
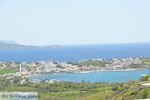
[141,75,150,81]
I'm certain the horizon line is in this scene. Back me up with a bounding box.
[1,40,150,46]
[62,42,150,46]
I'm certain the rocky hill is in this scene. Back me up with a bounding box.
[0,42,62,50]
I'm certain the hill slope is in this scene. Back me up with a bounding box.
[0,42,62,50]
[0,42,37,50]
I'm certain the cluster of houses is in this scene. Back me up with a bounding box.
[0,57,143,74]
[79,57,143,71]
[0,57,143,84]
[20,78,61,85]
[104,57,142,68]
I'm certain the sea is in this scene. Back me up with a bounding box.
[1,43,150,82]
[29,70,150,83]
[0,43,150,62]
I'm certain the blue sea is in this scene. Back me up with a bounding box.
[29,70,150,83]
[0,43,150,62]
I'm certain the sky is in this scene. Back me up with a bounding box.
[0,0,150,45]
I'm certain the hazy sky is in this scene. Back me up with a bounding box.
[0,0,150,45]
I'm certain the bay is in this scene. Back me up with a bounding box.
[29,70,150,83]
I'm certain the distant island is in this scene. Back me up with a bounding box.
[0,41,62,50]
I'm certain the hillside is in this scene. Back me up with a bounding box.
[0,42,62,50]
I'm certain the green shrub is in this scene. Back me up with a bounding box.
[141,75,150,81]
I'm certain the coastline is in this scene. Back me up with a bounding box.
[73,68,144,73]
[28,68,145,78]
[27,68,150,83]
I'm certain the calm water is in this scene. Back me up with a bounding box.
[29,70,150,83]
[0,43,150,62]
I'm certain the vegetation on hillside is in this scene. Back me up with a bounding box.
[0,76,148,100]
[71,60,105,67]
